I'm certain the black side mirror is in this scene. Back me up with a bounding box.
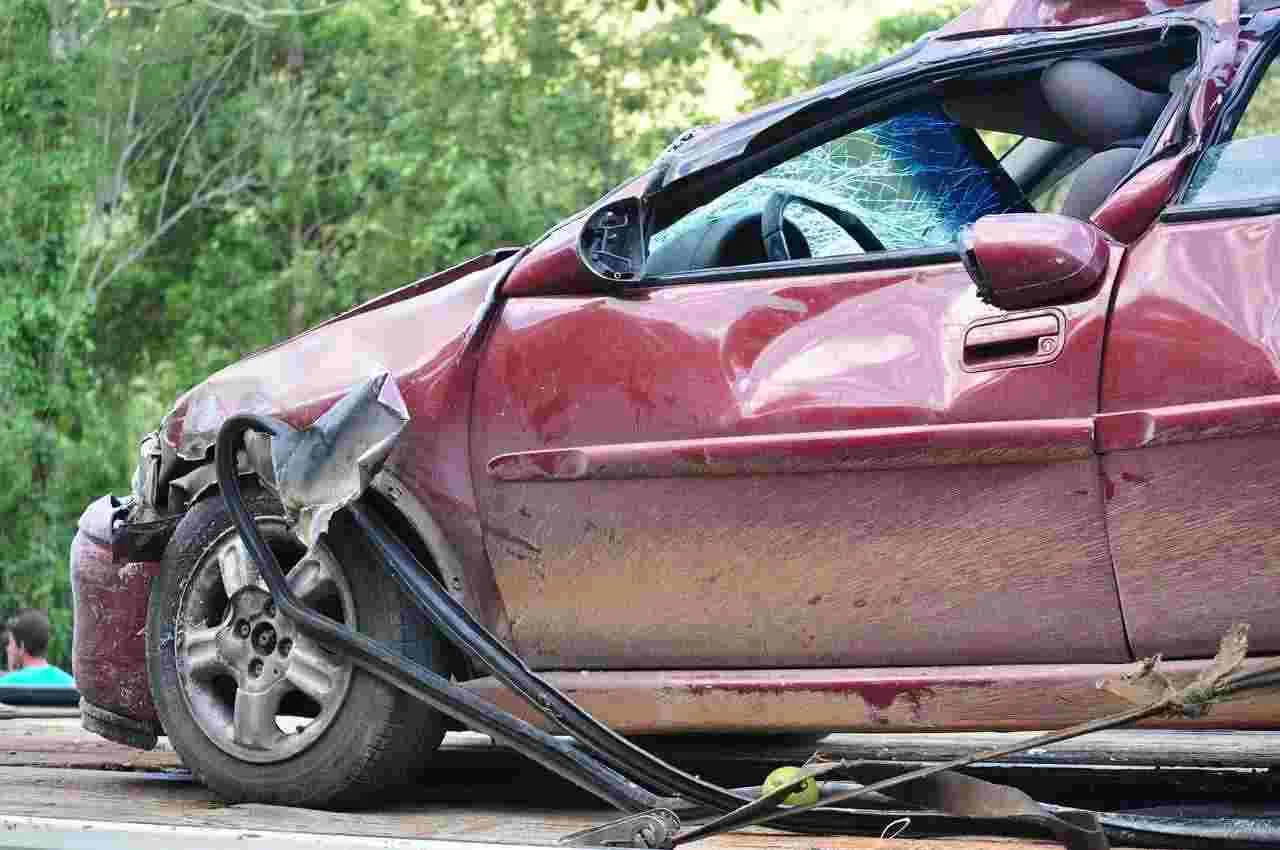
[580,198,644,284]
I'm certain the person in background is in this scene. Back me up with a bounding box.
[0,609,74,686]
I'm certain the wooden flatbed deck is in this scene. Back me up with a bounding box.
[0,711,1274,850]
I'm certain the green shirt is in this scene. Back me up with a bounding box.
[0,665,75,687]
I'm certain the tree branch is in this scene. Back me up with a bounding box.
[155,26,255,232]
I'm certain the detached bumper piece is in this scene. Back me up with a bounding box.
[212,373,1275,850]
[70,497,163,746]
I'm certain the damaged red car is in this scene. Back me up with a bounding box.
[71,0,1280,808]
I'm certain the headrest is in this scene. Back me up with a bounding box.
[1042,60,1170,148]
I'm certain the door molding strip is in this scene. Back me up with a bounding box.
[488,419,1094,482]
[488,394,1280,482]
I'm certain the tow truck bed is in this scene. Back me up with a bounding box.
[1,712,1275,850]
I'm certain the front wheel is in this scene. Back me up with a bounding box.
[146,489,447,808]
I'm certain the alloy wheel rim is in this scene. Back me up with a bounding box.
[175,520,355,763]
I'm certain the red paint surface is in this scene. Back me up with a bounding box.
[938,0,1205,33]
[149,259,515,644]
[1103,216,1280,410]
[1091,152,1193,243]
[1101,207,1280,659]
[70,527,161,725]
[504,172,655,298]
[488,418,1093,482]
[460,660,1280,732]
[1101,435,1280,658]
[971,214,1111,307]
[1096,395,1280,451]
[502,225,594,298]
[473,251,1128,669]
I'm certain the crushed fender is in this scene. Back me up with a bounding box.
[267,370,408,547]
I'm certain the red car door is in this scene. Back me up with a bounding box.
[1098,13,1280,660]
[470,105,1130,672]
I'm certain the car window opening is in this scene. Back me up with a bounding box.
[644,31,1198,279]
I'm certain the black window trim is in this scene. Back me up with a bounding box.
[1161,197,1280,222]
[1162,15,1280,223]
[638,246,960,289]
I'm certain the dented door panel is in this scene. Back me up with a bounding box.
[471,258,1129,670]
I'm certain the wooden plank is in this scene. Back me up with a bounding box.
[20,717,1280,772]
[816,730,1280,768]
[0,721,1264,850]
[0,704,80,720]
[0,726,1242,849]
[0,717,179,771]
[3,721,1273,802]
[0,766,1067,849]
[0,814,1069,850]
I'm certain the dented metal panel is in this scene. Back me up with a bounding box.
[148,258,511,637]
[267,372,410,547]
[1095,393,1280,451]
[70,518,161,726]
[76,259,520,734]
[1103,217,1280,412]
[472,251,1127,670]
[159,257,509,463]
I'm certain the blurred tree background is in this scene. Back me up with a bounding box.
[0,0,957,669]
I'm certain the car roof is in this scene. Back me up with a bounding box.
[651,0,1275,188]
[938,0,1210,35]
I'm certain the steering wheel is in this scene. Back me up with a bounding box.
[761,191,884,262]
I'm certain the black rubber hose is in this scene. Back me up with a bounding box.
[348,500,895,835]
[215,414,659,813]
[222,412,1161,846]
[350,504,733,799]
[217,413,876,834]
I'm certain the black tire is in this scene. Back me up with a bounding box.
[147,488,447,808]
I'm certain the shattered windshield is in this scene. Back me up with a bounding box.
[650,107,1029,257]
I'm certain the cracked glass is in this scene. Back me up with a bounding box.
[650,106,1028,259]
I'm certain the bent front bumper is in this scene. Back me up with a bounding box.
[70,495,162,747]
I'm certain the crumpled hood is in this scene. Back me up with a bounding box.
[161,253,514,461]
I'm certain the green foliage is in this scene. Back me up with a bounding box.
[741,2,968,109]
[0,0,975,676]
[0,1,127,668]
[636,0,779,12]
[0,0,800,673]
[1234,56,1280,139]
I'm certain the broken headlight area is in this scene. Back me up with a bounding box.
[109,424,277,563]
